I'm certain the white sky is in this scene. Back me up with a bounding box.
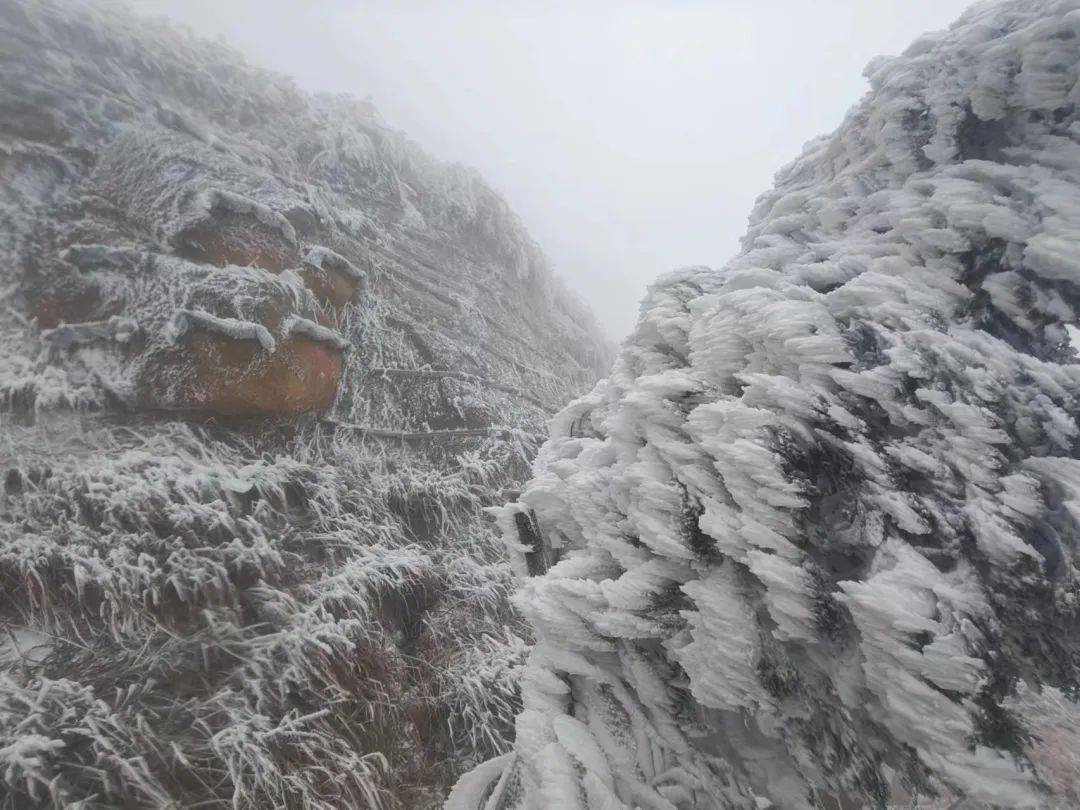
[134,0,975,340]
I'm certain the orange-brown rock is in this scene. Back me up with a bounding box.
[141,332,343,416]
[174,211,298,272]
[299,264,360,310]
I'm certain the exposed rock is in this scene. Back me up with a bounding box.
[141,332,345,416]
[299,263,361,310]
[300,245,366,311]
[173,207,300,272]
[25,272,113,328]
[0,1,610,808]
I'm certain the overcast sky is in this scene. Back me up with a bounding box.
[135,0,974,340]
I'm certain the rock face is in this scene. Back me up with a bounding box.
[454,3,1080,809]
[0,1,607,808]
[141,331,346,415]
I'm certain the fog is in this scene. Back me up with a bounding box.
[134,0,973,340]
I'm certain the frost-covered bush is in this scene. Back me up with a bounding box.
[454,3,1080,808]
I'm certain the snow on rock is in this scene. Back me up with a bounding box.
[189,188,299,244]
[41,316,139,350]
[0,1,609,808]
[169,188,300,272]
[301,245,367,309]
[167,308,277,352]
[282,314,351,351]
[457,2,1080,808]
[148,327,343,416]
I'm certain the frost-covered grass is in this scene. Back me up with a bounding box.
[0,418,531,809]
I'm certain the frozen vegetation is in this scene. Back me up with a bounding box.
[453,2,1080,808]
[0,0,607,807]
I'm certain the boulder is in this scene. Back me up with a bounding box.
[140,331,343,416]
[173,208,299,272]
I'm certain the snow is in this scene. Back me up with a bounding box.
[303,245,366,281]
[444,752,517,810]
[282,314,350,351]
[177,188,298,245]
[166,308,276,352]
[0,630,51,668]
[457,1,1080,807]
[41,317,139,349]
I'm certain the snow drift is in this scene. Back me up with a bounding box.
[456,2,1080,808]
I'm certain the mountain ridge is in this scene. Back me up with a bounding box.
[0,1,608,807]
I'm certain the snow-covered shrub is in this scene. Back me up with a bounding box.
[455,2,1080,808]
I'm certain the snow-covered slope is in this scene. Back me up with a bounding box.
[0,1,607,808]
[454,2,1080,808]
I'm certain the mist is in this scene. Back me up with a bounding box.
[136,0,972,340]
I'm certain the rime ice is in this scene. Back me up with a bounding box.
[455,2,1080,808]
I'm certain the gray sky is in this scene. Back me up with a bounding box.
[135,0,974,340]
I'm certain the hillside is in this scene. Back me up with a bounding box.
[0,1,608,807]
[453,2,1080,808]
